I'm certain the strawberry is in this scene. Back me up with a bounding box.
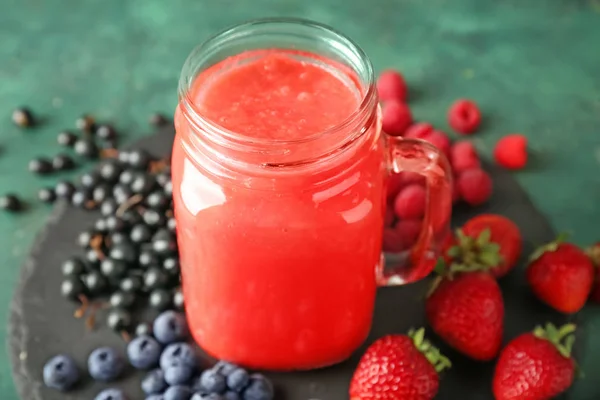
[586,242,600,302]
[527,234,595,313]
[447,214,522,278]
[425,262,504,361]
[493,323,576,400]
[349,329,450,400]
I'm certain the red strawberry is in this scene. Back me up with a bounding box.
[586,242,600,302]
[493,323,576,400]
[426,263,504,361]
[450,214,523,278]
[527,235,595,313]
[350,329,450,400]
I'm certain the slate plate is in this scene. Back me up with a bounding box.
[8,127,577,400]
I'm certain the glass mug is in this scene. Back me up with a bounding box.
[172,18,452,370]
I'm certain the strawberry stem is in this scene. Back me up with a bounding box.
[532,322,576,359]
[585,243,600,267]
[408,327,451,373]
[447,228,503,272]
[529,232,570,263]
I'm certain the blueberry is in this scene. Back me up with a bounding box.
[226,368,249,392]
[164,364,194,385]
[199,369,227,394]
[213,361,237,377]
[127,334,162,369]
[164,385,193,400]
[159,342,197,370]
[42,354,80,391]
[242,375,273,400]
[94,388,127,400]
[141,368,168,395]
[223,392,241,400]
[153,310,189,344]
[146,395,166,400]
[192,394,223,400]
[88,347,124,382]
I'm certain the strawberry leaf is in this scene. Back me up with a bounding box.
[529,233,571,263]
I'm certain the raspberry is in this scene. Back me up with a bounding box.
[393,184,426,219]
[450,141,481,173]
[382,100,412,136]
[387,172,424,204]
[452,176,461,204]
[448,99,481,134]
[383,228,404,252]
[394,219,422,250]
[376,70,407,102]
[494,134,528,170]
[385,207,395,227]
[398,171,426,187]
[421,130,451,156]
[457,168,492,206]
[404,122,433,139]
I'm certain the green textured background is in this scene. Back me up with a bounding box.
[1,0,600,398]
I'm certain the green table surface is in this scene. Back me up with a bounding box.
[1,0,600,398]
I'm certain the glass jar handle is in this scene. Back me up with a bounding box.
[378,137,453,286]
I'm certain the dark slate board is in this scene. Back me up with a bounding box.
[8,128,577,400]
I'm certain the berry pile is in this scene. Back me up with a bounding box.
[55,147,179,334]
[1,109,169,213]
[352,211,600,399]
[43,310,275,400]
[377,70,529,253]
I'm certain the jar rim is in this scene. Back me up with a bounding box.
[177,17,377,149]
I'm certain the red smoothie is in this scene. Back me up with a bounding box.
[172,49,386,369]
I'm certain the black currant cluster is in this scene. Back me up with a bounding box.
[58,147,182,334]
[2,108,169,212]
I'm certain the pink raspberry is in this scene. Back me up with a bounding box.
[382,100,412,136]
[457,168,492,206]
[393,184,426,219]
[395,219,422,250]
[404,122,434,139]
[448,99,481,134]
[450,140,481,173]
[421,130,451,156]
[376,70,407,102]
[494,134,528,170]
